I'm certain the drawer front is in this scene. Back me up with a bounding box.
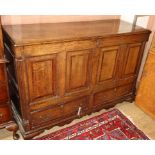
[94,88,115,106]
[0,105,11,124]
[115,84,133,98]
[30,97,88,126]
[0,84,8,103]
[93,84,133,108]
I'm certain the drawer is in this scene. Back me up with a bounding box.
[0,64,5,82]
[31,97,88,126]
[0,105,11,124]
[115,84,133,98]
[94,88,115,106]
[93,84,133,107]
[0,84,8,103]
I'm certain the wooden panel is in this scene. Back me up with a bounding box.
[63,97,88,117]
[31,104,63,126]
[0,84,8,103]
[97,46,119,83]
[94,88,115,107]
[115,84,133,98]
[0,64,5,82]
[23,43,65,57]
[98,33,149,47]
[66,50,92,93]
[123,43,141,77]
[0,105,11,124]
[27,55,57,102]
[65,40,95,52]
[94,83,133,107]
[136,52,155,119]
[31,97,88,126]
[124,45,141,75]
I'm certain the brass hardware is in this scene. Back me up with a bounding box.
[0,112,3,117]
[0,58,9,64]
[60,104,64,108]
[96,40,100,47]
[114,88,117,92]
[77,107,82,116]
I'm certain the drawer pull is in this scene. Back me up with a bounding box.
[0,112,3,117]
[60,104,64,108]
[77,107,82,116]
[0,58,9,64]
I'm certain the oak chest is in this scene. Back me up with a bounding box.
[2,19,151,139]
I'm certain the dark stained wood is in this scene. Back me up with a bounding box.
[0,104,11,124]
[0,84,8,103]
[5,121,19,140]
[2,19,151,139]
[0,16,19,140]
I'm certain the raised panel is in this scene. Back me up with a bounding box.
[66,50,91,93]
[96,46,119,83]
[124,44,141,76]
[27,55,57,102]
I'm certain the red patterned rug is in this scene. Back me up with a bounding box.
[35,109,149,140]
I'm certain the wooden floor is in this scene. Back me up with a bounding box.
[1,102,155,140]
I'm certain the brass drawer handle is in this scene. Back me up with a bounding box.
[0,112,3,117]
[60,104,64,108]
[77,107,82,116]
[114,88,117,92]
[39,115,43,119]
[0,58,9,64]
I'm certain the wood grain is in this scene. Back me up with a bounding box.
[136,51,155,119]
[2,19,151,139]
[0,16,19,139]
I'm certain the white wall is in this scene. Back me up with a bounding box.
[121,15,135,23]
[121,15,149,28]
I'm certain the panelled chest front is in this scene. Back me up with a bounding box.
[2,19,151,139]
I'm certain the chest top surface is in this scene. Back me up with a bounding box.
[2,19,150,46]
